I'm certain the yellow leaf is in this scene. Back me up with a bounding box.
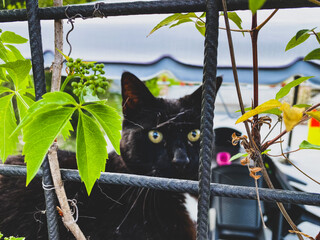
[235,99,282,124]
[306,110,320,122]
[280,102,304,132]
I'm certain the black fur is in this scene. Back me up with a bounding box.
[0,72,222,240]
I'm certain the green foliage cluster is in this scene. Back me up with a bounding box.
[62,57,110,101]
[148,12,243,37]
[286,28,320,61]
[0,30,122,195]
[0,29,33,162]
[0,232,24,240]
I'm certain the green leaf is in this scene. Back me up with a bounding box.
[61,120,74,141]
[236,99,282,124]
[230,152,248,162]
[170,18,193,28]
[0,86,13,95]
[76,110,108,195]
[261,149,271,155]
[299,140,320,150]
[1,31,28,44]
[262,108,282,116]
[295,29,313,40]
[56,49,70,61]
[195,20,205,36]
[293,104,311,108]
[42,91,78,105]
[83,103,122,154]
[15,91,35,120]
[23,107,75,185]
[275,76,313,100]
[304,48,320,61]
[0,59,32,90]
[227,12,244,36]
[249,0,266,14]
[0,68,7,82]
[227,12,243,30]
[148,13,182,36]
[0,41,9,62]
[285,33,310,51]
[0,94,18,162]
[11,92,77,136]
[200,12,206,18]
[5,44,25,60]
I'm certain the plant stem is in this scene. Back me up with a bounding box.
[251,14,259,110]
[48,143,86,240]
[51,3,64,92]
[47,0,86,239]
[256,156,303,240]
[221,0,252,141]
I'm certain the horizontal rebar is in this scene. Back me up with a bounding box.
[1,164,319,206]
[0,0,317,22]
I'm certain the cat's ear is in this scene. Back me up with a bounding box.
[188,76,223,105]
[121,72,156,115]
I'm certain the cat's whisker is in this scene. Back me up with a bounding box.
[142,188,151,225]
[115,188,145,232]
[97,183,123,206]
[124,118,145,129]
[152,190,164,229]
[109,186,134,210]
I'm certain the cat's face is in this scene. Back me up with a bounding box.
[120,72,221,180]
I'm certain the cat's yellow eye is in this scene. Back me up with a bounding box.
[148,130,163,144]
[188,129,200,142]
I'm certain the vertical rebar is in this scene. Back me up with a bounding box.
[26,0,60,239]
[197,0,219,239]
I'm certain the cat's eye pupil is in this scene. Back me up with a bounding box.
[188,129,200,142]
[148,130,163,144]
[153,132,158,139]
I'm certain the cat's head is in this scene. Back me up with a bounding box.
[120,72,222,180]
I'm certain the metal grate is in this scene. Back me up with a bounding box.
[0,1,319,240]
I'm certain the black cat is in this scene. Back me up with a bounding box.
[0,72,222,240]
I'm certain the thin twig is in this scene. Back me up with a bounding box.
[255,9,279,31]
[261,118,281,144]
[254,177,266,228]
[312,30,320,44]
[267,148,300,157]
[256,155,303,240]
[282,154,320,185]
[278,132,320,185]
[219,27,251,33]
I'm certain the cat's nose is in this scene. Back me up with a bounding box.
[172,148,190,169]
